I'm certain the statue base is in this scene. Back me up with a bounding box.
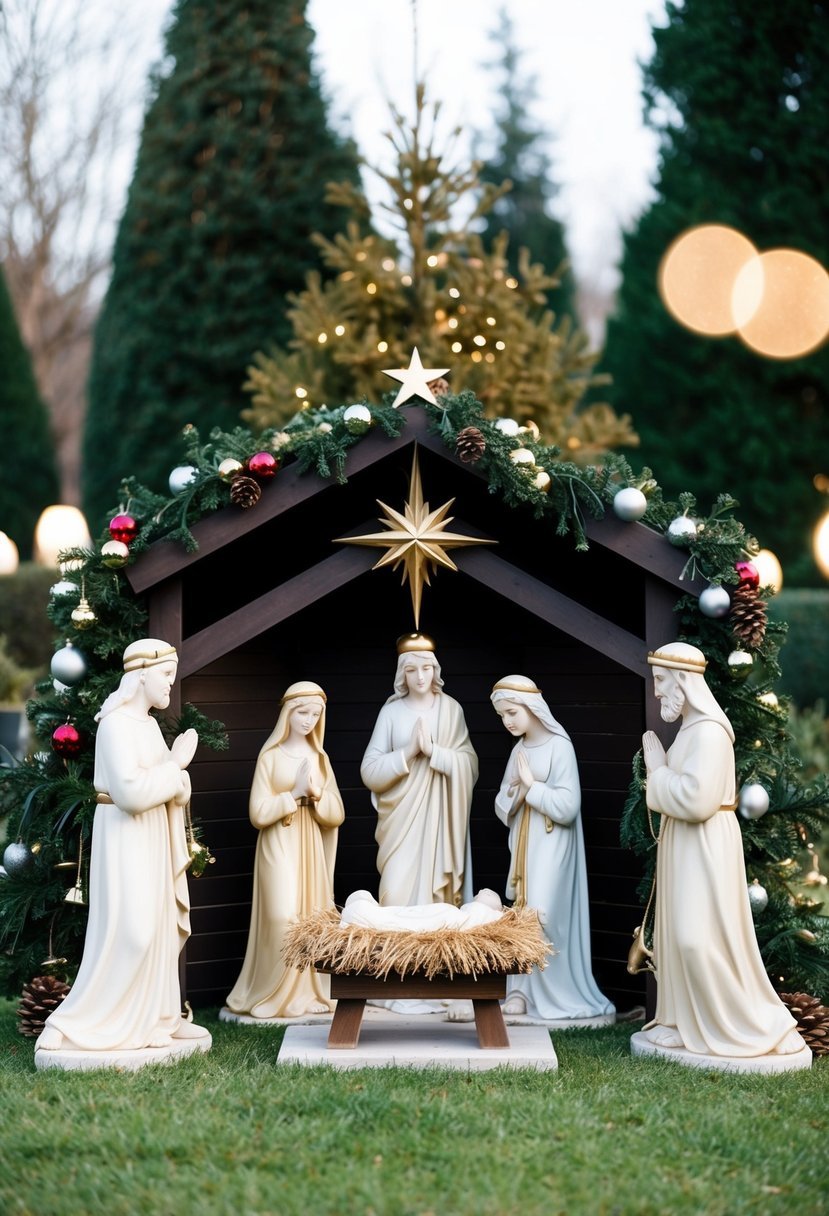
[35,1030,212,1072]
[630,1029,812,1073]
[219,1006,332,1027]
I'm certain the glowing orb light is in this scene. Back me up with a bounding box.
[735,249,829,359]
[658,225,758,336]
[753,549,783,593]
[814,512,829,580]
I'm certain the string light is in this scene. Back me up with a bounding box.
[381,258,396,271]
[485,353,495,363]
[426,255,439,267]
[486,316,496,326]
[401,274,413,287]
[377,341,389,353]
[495,341,506,350]
[448,288,460,298]
[295,386,308,399]
[473,335,486,346]
[471,351,483,363]
[435,309,447,321]
[505,278,518,289]
[366,283,377,294]
[356,251,367,262]
[318,332,327,344]
[335,325,345,336]
[448,318,458,329]
[451,341,462,353]
[403,198,413,210]
[340,271,355,282]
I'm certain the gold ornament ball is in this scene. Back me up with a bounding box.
[533,470,552,493]
[510,447,535,467]
[71,600,96,630]
[218,458,244,482]
[519,420,541,442]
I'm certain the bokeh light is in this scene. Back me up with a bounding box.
[0,531,20,575]
[658,225,758,336]
[735,249,829,359]
[753,548,783,593]
[34,505,92,568]
[814,513,829,580]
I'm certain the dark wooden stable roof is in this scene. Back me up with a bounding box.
[127,405,705,1012]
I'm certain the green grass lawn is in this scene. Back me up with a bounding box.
[1,1003,826,1216]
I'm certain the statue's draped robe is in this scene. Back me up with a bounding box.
[361,694,478,906]
[496,735,614,1020]
[44,710,191,1050]
[647,718,796,1055]
[226,746,343,1018]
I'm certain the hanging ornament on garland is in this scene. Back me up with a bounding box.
[666,514,698,546]
[735,560,760,589]
[109,513,138,544]
[747,878,769,914]
[699,584,731,618]
[455,426,486,464]
[533,470,552,494]
[218,458,244,482]
[50,641,86,686]
[70,579,96,630]
[343,404,372,436]
[246,451,278,480]
[494,417,520,438]
[169,465,198,495]
[613,487,648,522]
[52,722,83,759]
[731,583,767,649]
[100,540,129,569]
[739,782,770,820]
[727,650,754,681]
[509,448,535,469]
[230,475,262,509]
[50,578,78,598]
[3,840,37,877]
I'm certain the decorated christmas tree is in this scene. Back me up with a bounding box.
[243,84,635,460]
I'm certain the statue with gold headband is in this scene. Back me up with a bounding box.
[36,639,211,1068]
[632,642,810,1070]
[361,634,478,907]
[491,674,614,1023]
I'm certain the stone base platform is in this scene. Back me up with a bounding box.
[630,1030,812,1074]
[35,1032,212,1072]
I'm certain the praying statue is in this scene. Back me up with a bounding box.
[637,642,806,1063]
[36,639,211,1065]
[225,681,344,1020]
[361,634,478,907]
[491,675,614,1023]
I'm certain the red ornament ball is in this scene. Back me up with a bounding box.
[735,560,760,589]
[246,451,279,480]
[109,513,138,544]
[52,722,83,758]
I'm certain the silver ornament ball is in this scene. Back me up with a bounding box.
[613,487,648,522]
[727,650,754,681]
[747,879,769,914]
[169,465,198,495]
[699,585,731,618]
[739,782,770,820]
[50,579,78,598]
[3,841,34,877]
[50,642,87,686]
[343,403,372,435]
[667,515,697,547]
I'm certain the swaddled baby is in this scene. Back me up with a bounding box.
[340,888,504,932]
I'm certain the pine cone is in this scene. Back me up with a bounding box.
[456,426,486,464]
[230,474,262,509]
[428,377,451,400]
[17,975,71,1038]
[779,991,829,1056]
[730,582,767,649]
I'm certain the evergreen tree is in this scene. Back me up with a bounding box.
[602,0,829,585]
[0,265,59,559]
[477,9,576,323]
[82,0,361,529]
[244,85,634,459]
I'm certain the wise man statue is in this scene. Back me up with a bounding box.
[637,641,806,1064]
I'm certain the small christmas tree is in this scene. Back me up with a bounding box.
[243,84,636,460]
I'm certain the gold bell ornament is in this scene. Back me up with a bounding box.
[64,837,86,905]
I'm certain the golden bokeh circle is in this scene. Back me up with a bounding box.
[658,225,758,336]
[735,249,829,359]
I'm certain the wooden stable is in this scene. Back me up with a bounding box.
[126,406,702,1013]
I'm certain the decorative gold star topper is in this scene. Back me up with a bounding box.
[335,448,495,627]
[382,347,450,408]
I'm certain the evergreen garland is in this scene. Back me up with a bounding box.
[1,389,826,997]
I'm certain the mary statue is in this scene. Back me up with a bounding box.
[361,634,478,907]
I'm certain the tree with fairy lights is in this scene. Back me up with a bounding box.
[243,84,636,461]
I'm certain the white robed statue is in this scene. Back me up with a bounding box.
[491,675,614,1023]
[225,681,344,1020]
[36,639,211,1068]
[632,642,809,1071]
[361,634,478,908]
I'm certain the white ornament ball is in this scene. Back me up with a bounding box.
[50,642,87,686]
[50,579,78,598]
[101,539,130,569]
[667,515,698,546]
[53,679,70,693]
[699,585,731,618]
[343,403,372,435]
[613,487,648,522]
[509,447,535,466]
[747,879,769,914]
[727,650,754,681]
[169,464,198,494]
[533,470,552,493]
[495,418,520,438]
[739,782,770,820]
[3,841,34,877]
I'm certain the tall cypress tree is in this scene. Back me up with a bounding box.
[0,265,59,559]
[478,9,576,323]
[83,0,361,528]
[602,0,829,585]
